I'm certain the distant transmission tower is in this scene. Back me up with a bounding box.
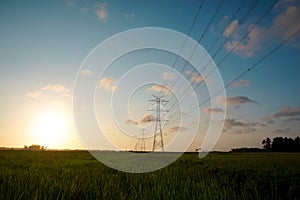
[148,95,168,151]
[134,129,146,151]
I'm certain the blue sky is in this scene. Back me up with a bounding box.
[0,0,299,151]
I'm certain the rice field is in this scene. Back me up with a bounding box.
[0,150,299,199]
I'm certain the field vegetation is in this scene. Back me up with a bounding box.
[0,151,299,199]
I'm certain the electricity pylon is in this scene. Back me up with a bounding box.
[148,95,168,151]
[134,129,146,151]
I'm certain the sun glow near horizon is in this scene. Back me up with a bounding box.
[30,109,72,149]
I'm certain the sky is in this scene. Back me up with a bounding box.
[0,0,300,151]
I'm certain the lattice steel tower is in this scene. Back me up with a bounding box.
[134,129,146,151]
[148,95,168,151]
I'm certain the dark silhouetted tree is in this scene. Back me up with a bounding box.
[262,137,271,150]
[262,136,300,152]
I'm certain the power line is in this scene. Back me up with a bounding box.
[157,0,206,97]
[167,27,300,126]
[165,0,259,107]
[167,0,276,113]
[164,0,225,95]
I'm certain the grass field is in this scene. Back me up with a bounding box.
[0,151,299,199]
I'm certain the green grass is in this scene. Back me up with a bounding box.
[0,151,299,199]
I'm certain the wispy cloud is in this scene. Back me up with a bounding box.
[27,84,71,98]
[273,106,300,118]
[98,77,117,91]
[125,119,139,126]
[230,79,251,87]
[80,69,92,76]
[95,3,108,22]
[139,114,155,124]
[147,84,173,96]
[203,107,225,114]
[42,84,71,97]
[186,70,205,83]
[262,106,300,126]
[26,91,42,98]
[276,127,292,133]
[223,20,239,38]
[165,126,188,134]
[223,118,257,133]
[216,96,258,106]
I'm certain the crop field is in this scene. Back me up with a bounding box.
[0,151,299,199]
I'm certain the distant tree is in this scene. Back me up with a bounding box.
[262,137,271,150]
[272,137,284,152]
[262,136,300,152]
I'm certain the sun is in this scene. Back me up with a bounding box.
[32,110,70,148]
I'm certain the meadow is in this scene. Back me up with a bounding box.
[0,150,299,199]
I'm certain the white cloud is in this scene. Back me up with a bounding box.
[42,84,71,97]
[95,3,108,22]
[186,70,205,83]
[225,4,300,57]
[225,24,263,57]
[80,69,92,76]
[147,84,173,96]
[271,6,300,40]
[223,20,239,38]
[216,96,258,106]
[230,79,251,87]
[98,77,117,91]
[27,84,71,98]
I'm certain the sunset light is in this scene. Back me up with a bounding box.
[31,110,69,148]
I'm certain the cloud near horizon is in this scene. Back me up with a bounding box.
[27,84,71,98]
[26,91,42,98]
[223,118,257,133]
[263,106,300,124]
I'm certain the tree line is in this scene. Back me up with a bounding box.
[231,136,300,153]
[262,136,300,152]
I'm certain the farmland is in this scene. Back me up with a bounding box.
[0,151,299,199]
